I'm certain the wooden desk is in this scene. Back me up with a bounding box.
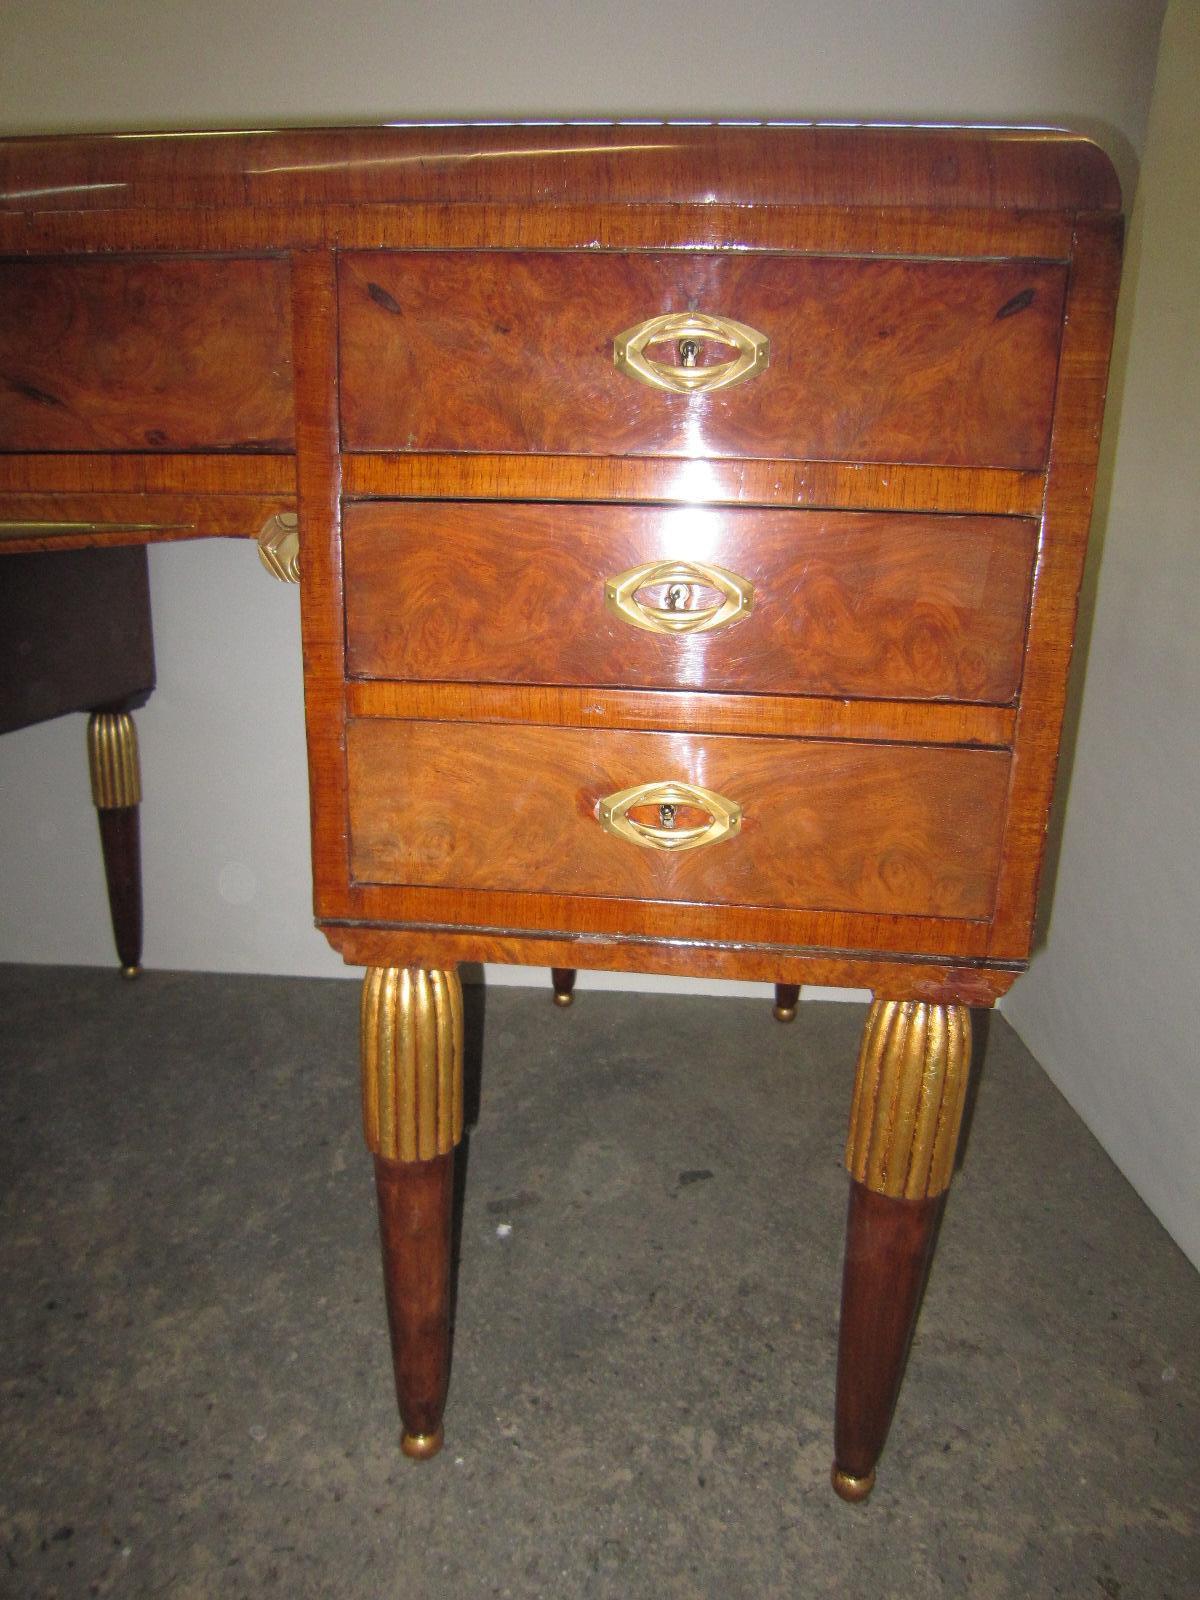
[0,123,1122,1500]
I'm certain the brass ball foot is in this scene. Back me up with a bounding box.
[772,1003,796,1023]
[120,964,141,981]
[552,991,574,1007]
[831,1463,876,1503]
[401,1426,444,1460]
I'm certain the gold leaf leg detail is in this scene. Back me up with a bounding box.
[86,711,143,978]
[833,1000,973,1503]
[361,967,464,1459]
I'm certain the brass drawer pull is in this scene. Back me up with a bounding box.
[613,311,769,394]
[597,780,742,853]
[605,557,754,636]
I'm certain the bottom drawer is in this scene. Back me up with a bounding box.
[347,720,1009,921]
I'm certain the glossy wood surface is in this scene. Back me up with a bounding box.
[343,454,1047,518]
[339,252,1066,468]
[0,123,1123,994]
[345,680,1016,748]
[374,1153,454,1449]
[346,720,1009,920]
[986,216,1124,959]
[0,257,294,453]
[0,124,1119,215]
[834,1183,943,1486]
[344,501,1034,703]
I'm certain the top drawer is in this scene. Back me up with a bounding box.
[0,257,294,452]
[338,251,1066,468]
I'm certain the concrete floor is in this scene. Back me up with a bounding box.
[0,965,1196,1600]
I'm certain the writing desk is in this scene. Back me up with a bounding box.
[0,123,1121,1500]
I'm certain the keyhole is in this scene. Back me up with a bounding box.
[678,338,700,368]
[665,583,687,611]
[658,803,677,831]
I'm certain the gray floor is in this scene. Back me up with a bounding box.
[0,966,1196,1600]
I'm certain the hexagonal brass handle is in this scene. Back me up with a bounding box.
[613,311,769,394]
[605,558,754,636]
[597,780,742,853]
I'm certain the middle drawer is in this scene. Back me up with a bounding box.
[343,501,1034,703]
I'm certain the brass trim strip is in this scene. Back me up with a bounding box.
[845,1000,971,1198]
[0,519,191,542]
[360,966,464,1162]
[86,711,141,810]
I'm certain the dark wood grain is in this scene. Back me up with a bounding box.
[339,252,1066,469]
[833,1183,943,1489]
[550,967,577,1006]
[374,1153,454,1452]
[346,720,1010,920]
[0,124,1118,215]
[0,257,294,453]
[344,501,1034,703]
[97,805,142,972]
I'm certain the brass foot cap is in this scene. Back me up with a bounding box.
[831,1463,876,1503]
[552,991,574,1007]
[401,1426,444,1460]
[120,964,141,981]
[772,1004,796,1023]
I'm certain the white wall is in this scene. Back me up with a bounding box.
[1002,0,1200,1268]
[0,1,1164,1000]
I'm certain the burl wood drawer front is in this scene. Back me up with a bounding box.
[347,720,1009,920]
[344,501,1034,703]
[0,257,294,452]
[338,251,1066,468]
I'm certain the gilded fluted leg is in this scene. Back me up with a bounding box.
[832,1000,972,1503]
[773,983,800,1022]
[550,967,577,1007]
[86,710,143,978]
[361,966,464,1459]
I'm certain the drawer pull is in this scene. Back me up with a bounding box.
[597,780,742,853]
[613,311,769,394]
[605,558,754,636]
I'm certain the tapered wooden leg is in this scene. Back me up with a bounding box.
[87,710,143,978]
[832,1000,972,1503]
[773,982,800,1022]
[551,967,577,1007]
[361,966,464,1459]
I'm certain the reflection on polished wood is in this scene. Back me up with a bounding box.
[339,251,1066,466]
[0,121,1122,1498]
[343,501,1034,703]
